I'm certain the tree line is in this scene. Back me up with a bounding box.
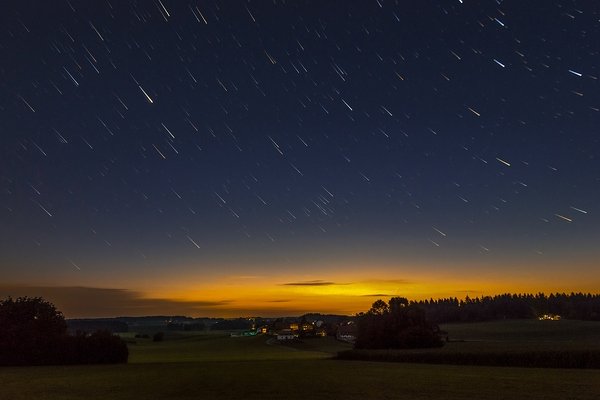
[353,293,600,350]
[408,293,600,323]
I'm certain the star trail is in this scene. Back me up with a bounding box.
[1,0,599,317]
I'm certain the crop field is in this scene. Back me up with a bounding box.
[1,320,600,400]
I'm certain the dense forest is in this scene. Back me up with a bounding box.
[410,293,600,323]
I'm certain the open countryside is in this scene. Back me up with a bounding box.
[3,0,600,398]
[2,319,600,400]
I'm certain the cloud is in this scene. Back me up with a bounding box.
[360,293,390,297]
[0,285,231,318]
[280,280,339,286]
[266,299,292,303]
[366,279,411,285]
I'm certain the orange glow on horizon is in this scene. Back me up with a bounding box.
[131,271,600,317]
[4,259,600,318]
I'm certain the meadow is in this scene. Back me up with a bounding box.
[1,320,600,399]
[339,319,600,368]
[441,319,600,352]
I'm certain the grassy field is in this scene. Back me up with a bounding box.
[1,320,600,399]
[364,318,600,355]
[128,334,331,363]
[440,319,600,352]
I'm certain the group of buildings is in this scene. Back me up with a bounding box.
[228,317,358,342]
[259,319,357,343]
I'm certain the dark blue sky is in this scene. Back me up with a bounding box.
[1,0,599,316]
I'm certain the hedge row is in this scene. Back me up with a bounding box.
[336,349,600,369]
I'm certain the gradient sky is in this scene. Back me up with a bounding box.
[1,1,599,318]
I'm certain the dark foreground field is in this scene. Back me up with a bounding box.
[1,320,600,400]
[339,319,600,368]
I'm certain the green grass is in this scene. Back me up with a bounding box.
[337,319,600,368]
[273,336,353,354]
[439,319,600,353]
[1,320,600,400]
[350,319,600,355]
[128,334,328,363]
[2,356,600,400]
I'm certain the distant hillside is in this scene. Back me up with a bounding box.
[67,319,129,333]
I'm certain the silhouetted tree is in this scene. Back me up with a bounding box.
[63,330,128,364]
[355,297,443,349]
[0,297,128,365]
[0,297,67,365]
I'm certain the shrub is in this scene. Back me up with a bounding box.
[0,297,128,366]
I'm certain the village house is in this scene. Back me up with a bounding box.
[276,329,297,341]
[538,314,561,321]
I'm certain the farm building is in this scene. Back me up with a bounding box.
[276,329,297,341]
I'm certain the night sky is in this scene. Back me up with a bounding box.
[1,0,599,317]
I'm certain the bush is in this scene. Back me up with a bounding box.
[397,326,445,349]
[0,297,128,366]
[153,332,165,342]
[66,331,129,364]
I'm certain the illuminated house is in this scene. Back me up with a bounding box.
[301,323,314,332]
[276,329,296,341]
[538,314,561,321]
